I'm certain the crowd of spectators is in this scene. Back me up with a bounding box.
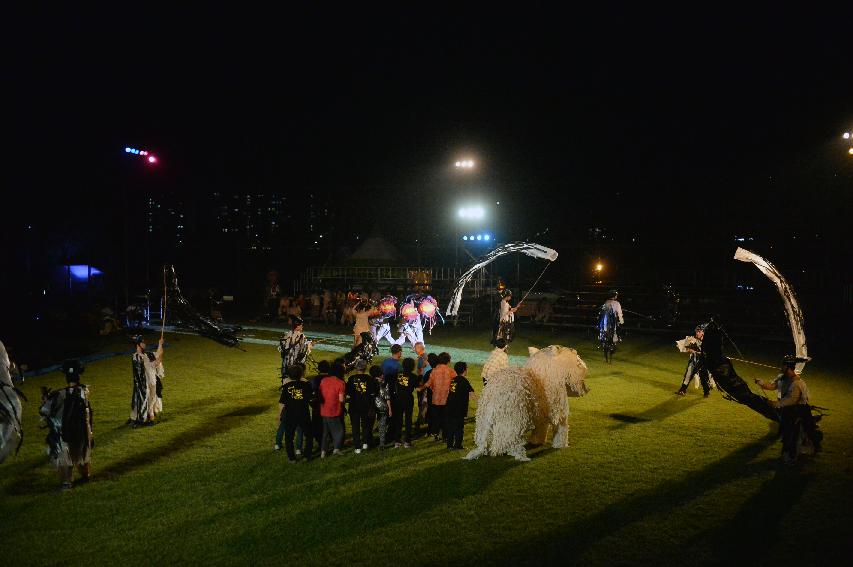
[275,345,476,461]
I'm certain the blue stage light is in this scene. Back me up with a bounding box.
[484,234,491,241]
[68,265,103,280]
[462,236,468,240]
[476,235,482,241]
[125,147,131,153]
[469,235,475,241]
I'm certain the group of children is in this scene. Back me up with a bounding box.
[275,343,476,462]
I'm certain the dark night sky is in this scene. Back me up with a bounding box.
[6,5,853,251]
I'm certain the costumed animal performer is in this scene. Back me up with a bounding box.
[39,360,93,490]
[675,324,714,397]
[755,355,822,464]
[466,345,589,462]
[492,289,517,345]
[599,289,624,343]
[130,335,164,427]
[700,318,778,421]
[0,340,24,463]
[370,296,399,346]
[352,297,376,346]
[279,315,313,376]
[481,337,509,386]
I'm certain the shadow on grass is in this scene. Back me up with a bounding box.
[608,397,703,429]
[479,430,779,565]
[97,403,273,479]
[5,402,274,495]
[226,457,517,555]
[700,469,814,564]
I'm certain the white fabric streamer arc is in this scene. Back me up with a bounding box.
[734,247,810,373]
[446,242,558,317]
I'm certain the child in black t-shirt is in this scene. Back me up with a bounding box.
[280,365,315,462]
[390,357,418,447]
[346,359,377,453]
[445,361,475,450]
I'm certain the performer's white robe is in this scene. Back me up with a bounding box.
[394,317,424,350]
[0,341,22,464]
[131,351,162,422]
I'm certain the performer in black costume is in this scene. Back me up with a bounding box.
[343,332,379,371]
[39,360,94,490]
[700,318,778,421]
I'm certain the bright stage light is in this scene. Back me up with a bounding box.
[595,263,604,272]
[457,205,485,219]
[469,235,475,240]
[844,132,851,139]
[148,156,157,163]
[125,147,131,153]
[476,235,482,240]
[484,234,490,241]
[849,148,853,155]
[462,236,468,240]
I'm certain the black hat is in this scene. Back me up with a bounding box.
[289,315,304,329]
[499,289,513,299]
[782,355,809,369]
[61,359,85,381]
[132,335,145,346]
[609,289,619,298]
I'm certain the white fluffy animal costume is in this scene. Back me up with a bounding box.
[466,345,589,462]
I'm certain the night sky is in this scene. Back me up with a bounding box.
[6,6,852,271]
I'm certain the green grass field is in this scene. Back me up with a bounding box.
[3,327,852,566]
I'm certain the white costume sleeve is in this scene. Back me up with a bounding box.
[613,300,624,324]
[500,300,511,322]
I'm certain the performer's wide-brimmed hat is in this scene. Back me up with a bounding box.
[132,335,145,346]
[609,289,619,298]
[289,315,304,328]
[782,354,809,369]
[499,288,513,299]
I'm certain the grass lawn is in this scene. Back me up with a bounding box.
[3,326,852,566]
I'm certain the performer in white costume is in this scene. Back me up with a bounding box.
[130,335,164,427]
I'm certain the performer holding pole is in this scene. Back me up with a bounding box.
[492,289,517,345]
[130,335,164,427]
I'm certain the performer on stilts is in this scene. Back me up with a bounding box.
[40,360,93,490]
[278,315,313,377]
[130,335,164,427]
